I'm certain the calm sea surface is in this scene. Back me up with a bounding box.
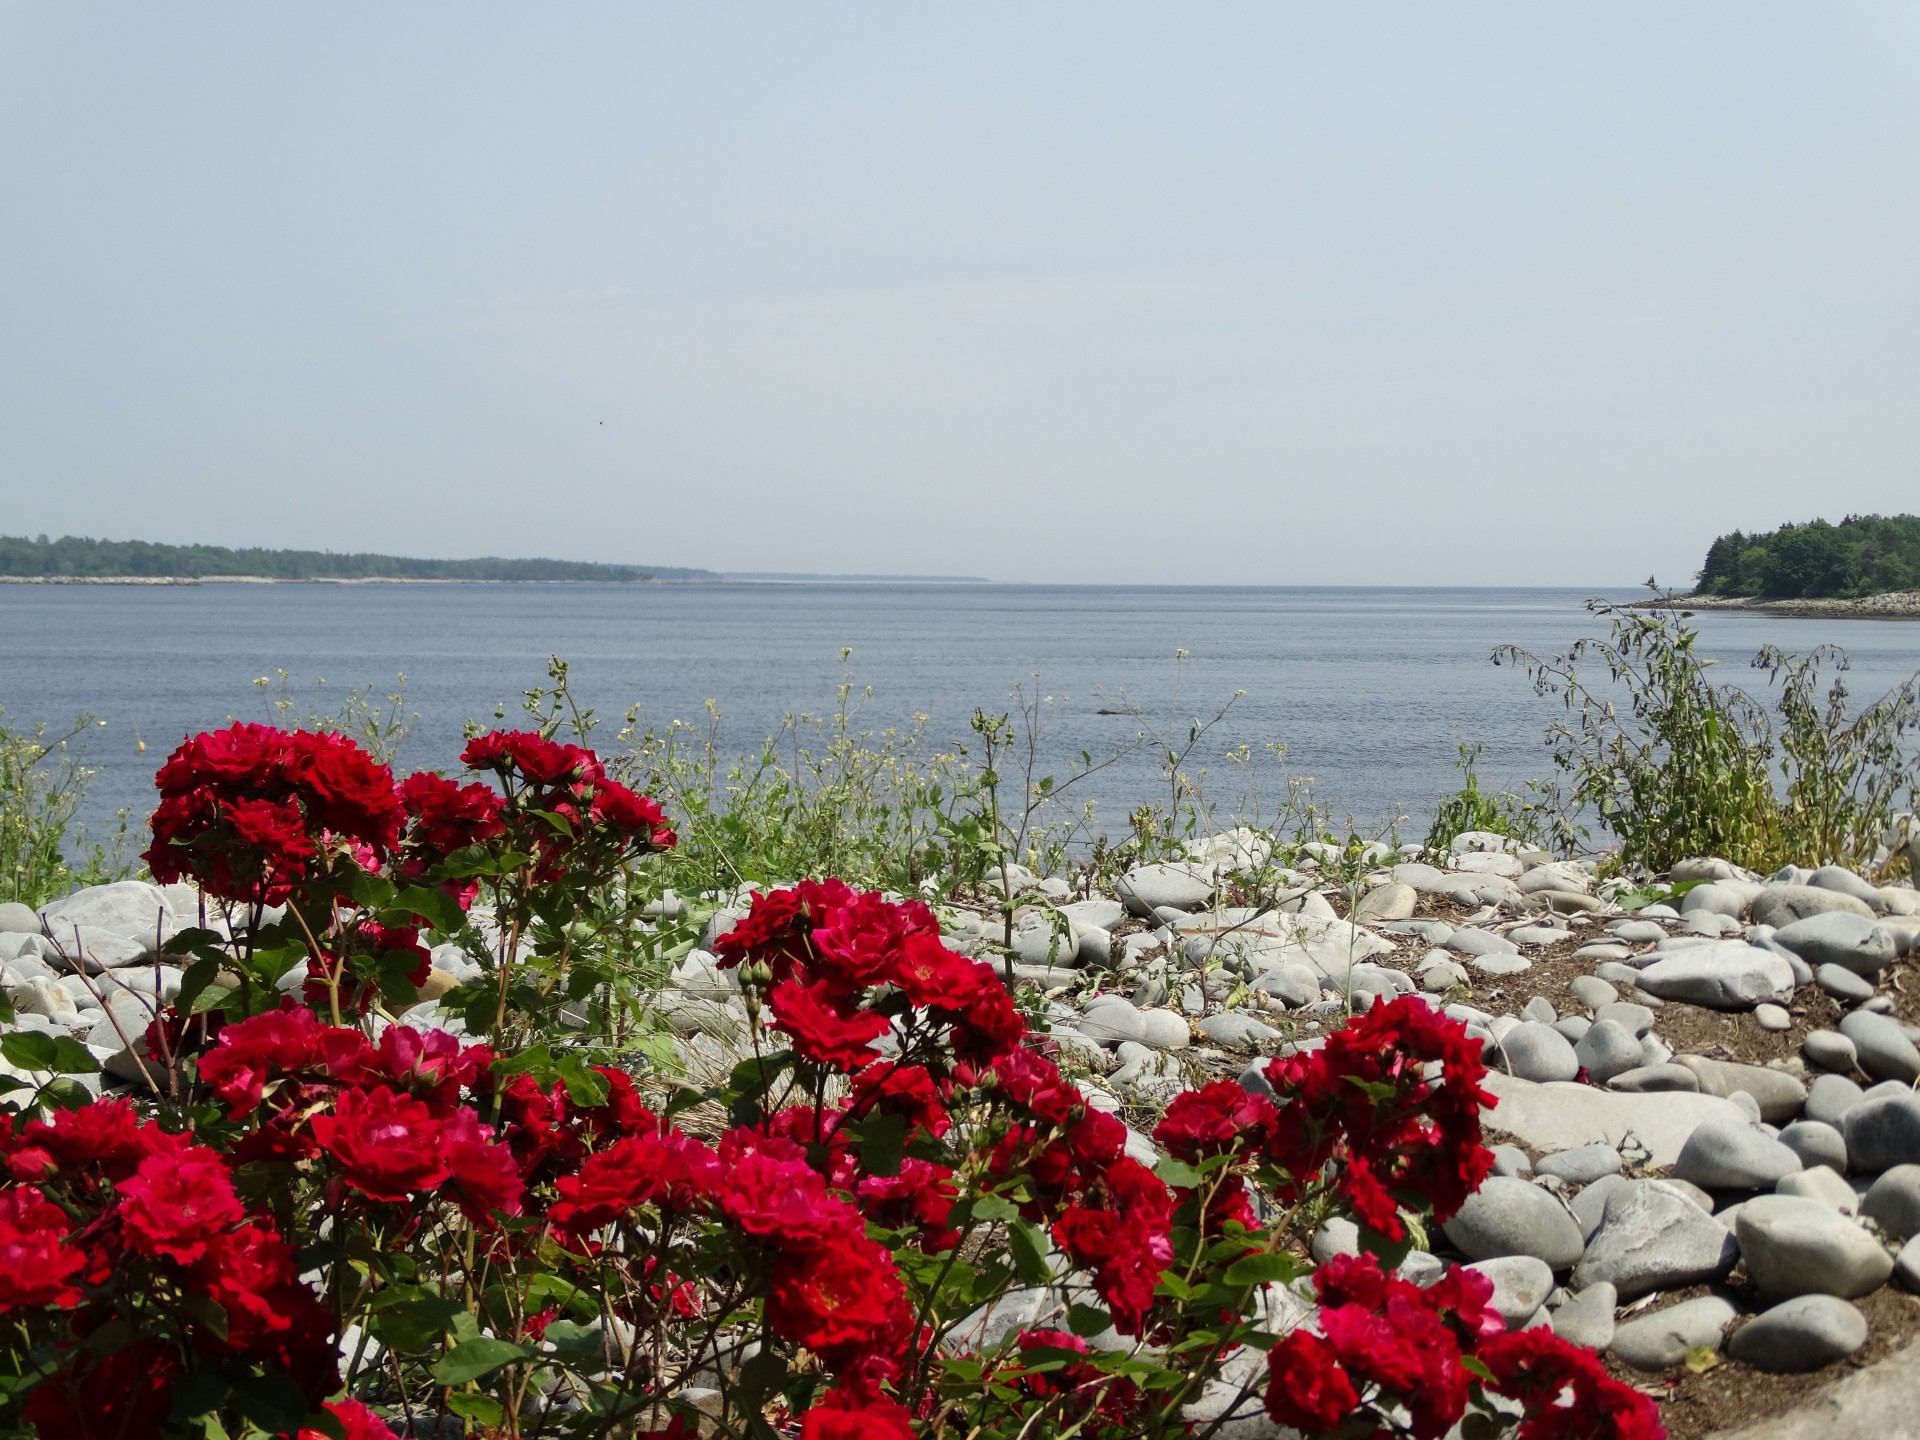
[5,583,1919,848]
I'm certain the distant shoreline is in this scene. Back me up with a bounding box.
[0,573,992,587]
[1642,591,1920,621]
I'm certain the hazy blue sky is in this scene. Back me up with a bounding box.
[3,5,1915,585]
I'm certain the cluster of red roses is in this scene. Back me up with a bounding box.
[1152,992,1498,1244]
[1265,1252,1659,1440]
[713,881,1175,1339]
[458,728,676,880]
[144,723,405,904]
[143,722,675,911]
[0,1096,334,1437]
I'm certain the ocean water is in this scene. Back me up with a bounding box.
[5,582,1919,849]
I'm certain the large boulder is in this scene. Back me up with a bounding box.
[1572,1180,1739,1300]
[1633,942,1795,1010]
[1771,912,1897,976]
[1751,884,1876,929]
[1736,1195,1895,1299]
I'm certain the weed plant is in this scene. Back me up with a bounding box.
[0,709,127,906]
[1496,594,1920,874]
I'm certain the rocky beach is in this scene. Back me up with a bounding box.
[12,821,1920,1437]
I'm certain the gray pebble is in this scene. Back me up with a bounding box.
[1839,1010,1920,1083]
[1806,1072,1866,1126]
[1535,1143,1623,1186]
[1861,1164,1920,1242]
[1816,963,1876,1005]
[1727,1295,1869,1372]
[1674,1118,1803,1191]
[1778,1120,1850,1176]
[1568,975,1619,1009]
[1610,1295,1739,1371]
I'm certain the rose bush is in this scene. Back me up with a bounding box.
[0,723,1662,1439]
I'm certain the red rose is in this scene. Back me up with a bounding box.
[765,1229,909,1356]
[0,1186,88,1311]
[197,1004,322,1118]
[1264,1330,1360,1431]
[399,770,506,853]
[798,1392,915,1440]
[768,979,891,1073]
[310,1086,449,1201]
[442,1109,525,1226]
[117,1147,245,1265]
[24,1339,179,1440]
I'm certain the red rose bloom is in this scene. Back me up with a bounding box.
[0,1186,88,1311]
[117,1147,245,1265]
[799,1392,915,1440]
[764,1229,909,1356]
[310,1086,449,1201]
[1264,1330,1360,1431]
[768,979,891,1072]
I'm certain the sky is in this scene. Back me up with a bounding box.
[2,5,1916,586]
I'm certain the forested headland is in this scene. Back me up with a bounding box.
[0,534,716,582]
[1694,514,1920,599]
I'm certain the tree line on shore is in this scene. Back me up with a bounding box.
[0,533,716,582]
[1696,514,1920,599]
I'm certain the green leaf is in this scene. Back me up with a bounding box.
[227,1371,321,1437]
[1222,1252,1299,1288]
[1008,1219,1052,1286]
[0,1031,57,1070]
[969,1194,1019,1225]
[555,1053,610,1107]
[539,1320,604,1359]
[445,1393,504,1426]
[389,884,469,936]
[433,1336,531,1386]
[854,1113,908,1178]
[1153,1157,1205,1189]
[1066,1303,1112,1338]
[173,957,223,1017]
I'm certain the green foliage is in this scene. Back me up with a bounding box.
[0,709,129,907]
[1421,743,1550,858]
[0,532,714,582]
[1499,596,1920,873]
[1695,514,1920,599]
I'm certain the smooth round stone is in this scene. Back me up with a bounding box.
[1352,882,1417,922]
[1572,1180,1739,1300]
[1610,920,1667,944]
[1775,1166,1860,1213]
[1568,975,1619,1009]
[1078,1002,1146,1045]
[1751,885,1876,929]
[1473,953,1533,977]
[1736,1195,1896,1299]
[1521,996,1558,1025]
[1466,1255,1556,1329]
[1839,1011,1920,1084]
[1804,1030,1861,1073]
[1806,1072,1866,1126]
[1593,961,1647,988]
[1193,1012,1280,1051]
[1778,1120,1850,1176]
[1572,1173,1634,1240]
[1135,1008,1192,1050]
[1310,1215,1361,1263]
[1674,1056,1809,1124]
[1844,1093,1920,1173]
[1607,1063,1701,1093]
[1594,1001,1657,1037]
[1490,1144,1534,1178]
[1497,1022,1580,1083]
[1441,1176,1586,1270]
[1674,1118,1803,1191]
[1535,1143,1623,1186]
[1610,1295,1739,1372]
[1548,1282,1618,1351]
[1575,1020,1646,1086]
[1898,1238,1920,1292]
[1862,1165,1920,1242]
[1576,942,1634,961]
[1114,863,1214,915]
[1815,964,1875,1005]
[1772,912,1896,976]
[1754,1003,1792,1033]
[1727,1295,1869,1372]
[1552,1015,1593,1044]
